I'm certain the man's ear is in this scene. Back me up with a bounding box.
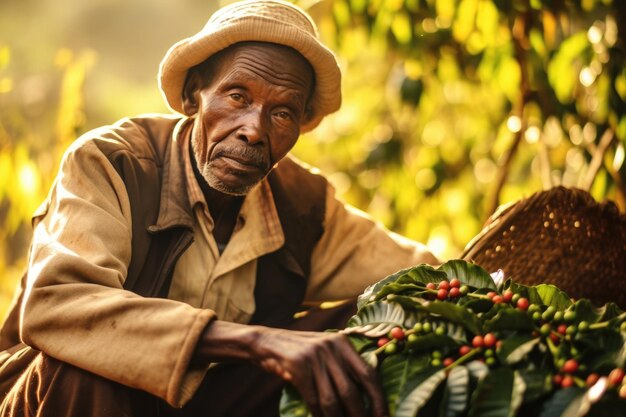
[182,70,203,116]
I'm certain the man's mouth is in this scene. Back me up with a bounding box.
[214,150,269,173]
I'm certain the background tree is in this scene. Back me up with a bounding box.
[0,0,624,317]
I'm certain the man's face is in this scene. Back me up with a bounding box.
[186,42,314,196]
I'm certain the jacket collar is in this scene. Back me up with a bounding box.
[148,117,196,233]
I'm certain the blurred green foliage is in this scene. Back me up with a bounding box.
[0,0,624,318]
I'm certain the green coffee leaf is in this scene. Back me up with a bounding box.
[497,335,540,365]
[441,365,470,417]
[468,367,523,417]
[396,368,447,417]
[485,308,535,332]
[417,300,483,335]
[380,353,431,415]
[438,260,497,290]
[538,387,585,417]
[345,301,405,336]
[534,284,572,310]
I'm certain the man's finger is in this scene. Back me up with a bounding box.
[343,345,388,417]
[325,361,367,417]
[312,358,344,417]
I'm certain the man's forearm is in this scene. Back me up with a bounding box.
[190,319,388,417]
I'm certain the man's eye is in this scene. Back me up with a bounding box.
[274,111,293,120]
[230,93,244,102]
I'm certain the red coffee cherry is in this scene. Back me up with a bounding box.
[561,359,578,374]
[608,368,625,386]
[459,345,472,356]
[389,327,405,341]
[449,278,461,288]
[449,287,461,298]
[437,288,449,300]
[561,375,574,388]
[586,373,600,387]
[516,297,530,311]
[426,282,437,290]
[377,337,390,347]
[502,290,514,303]
[472,335,484,348]
[483,333,497,348]
[438,280,450,291]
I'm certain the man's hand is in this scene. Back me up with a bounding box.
[193,320,388,417]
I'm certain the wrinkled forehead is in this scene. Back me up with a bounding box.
[198,42,315,94]
[217,43,313,90]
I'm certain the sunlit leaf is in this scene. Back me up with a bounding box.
[438,260,497,290]
[453,0,478,42]
[442,365,470,417]
[396,368,447,417]
[345,301,405,335]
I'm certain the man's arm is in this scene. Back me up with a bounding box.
[193,320,388,417]
[307,183,439,302]
[21,133,214,407]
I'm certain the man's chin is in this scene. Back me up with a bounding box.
[203,172,262,196]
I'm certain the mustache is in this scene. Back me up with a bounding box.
[213,147,270,170]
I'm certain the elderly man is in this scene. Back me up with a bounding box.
[0,1,437,416]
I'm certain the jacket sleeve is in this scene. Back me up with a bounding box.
[21,138,215,407]
[306,183,440,302]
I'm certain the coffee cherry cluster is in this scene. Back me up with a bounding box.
[426,332,502,370]
[376,326,407,355]
[426,278,469,301]
[375,321,451,358]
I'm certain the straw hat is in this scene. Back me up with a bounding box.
[462,186,626,308]
[158,0,342,132]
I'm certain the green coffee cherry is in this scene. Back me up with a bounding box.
[554,311,564,322]
[563,310,577,323]
[542,306,556,321]
[384,343,398,355]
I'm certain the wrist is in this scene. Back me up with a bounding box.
[192,320,263,365]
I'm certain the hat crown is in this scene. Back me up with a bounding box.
[205,0,318,37]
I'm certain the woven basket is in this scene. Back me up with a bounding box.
[462,186,626,308]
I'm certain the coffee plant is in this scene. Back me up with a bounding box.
[280,260,626,417]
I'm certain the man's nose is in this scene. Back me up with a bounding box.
[236,108,267,145]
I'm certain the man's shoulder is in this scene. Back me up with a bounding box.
[274,154,326,181]
[69,113,184,162]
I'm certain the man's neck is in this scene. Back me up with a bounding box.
[190,145,244,247]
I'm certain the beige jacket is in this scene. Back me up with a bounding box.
[3,114,437,407]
